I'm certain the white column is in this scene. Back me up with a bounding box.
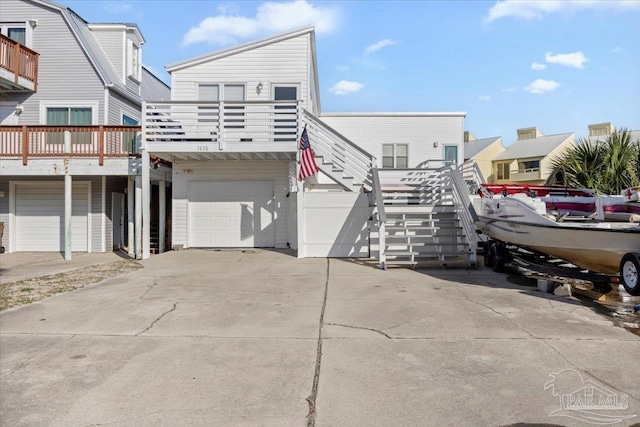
[127,176,135,257]
[296,181,304,258]
[159,180,166,254]
[135,175,142,259]
[101,176,106,252]
[142,150,151,259]
[64,131,72,260]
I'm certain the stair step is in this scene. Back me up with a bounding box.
[385,242,467,247]
[385,226,462,231]
[385,250,420,256]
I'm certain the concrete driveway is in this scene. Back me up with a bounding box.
[1,249,639,426]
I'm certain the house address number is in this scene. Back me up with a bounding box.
[197,145,210,152]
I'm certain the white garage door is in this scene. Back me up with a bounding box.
[189,181,275,248]
[15,183,89,252]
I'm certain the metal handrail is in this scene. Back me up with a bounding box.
[445,166,478,263]
[371,166,386,270]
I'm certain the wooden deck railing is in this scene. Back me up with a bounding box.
[0,34,39,91]
[0,125,141,165]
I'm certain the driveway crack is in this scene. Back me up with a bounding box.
[136,303,177,336]
[306,258,330,427]
[325,322,391,339]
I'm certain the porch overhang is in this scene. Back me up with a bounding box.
[149,151,296,162]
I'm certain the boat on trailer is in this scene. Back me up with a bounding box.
[474,184,640,295]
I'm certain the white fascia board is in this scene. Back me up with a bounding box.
[166,25,315,73]
[320,112,467,118]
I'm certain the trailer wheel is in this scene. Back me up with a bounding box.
[490,244,506,273]
[620,253,640,296]
[484,241,494,269]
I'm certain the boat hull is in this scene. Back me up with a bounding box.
[476,197,640,274]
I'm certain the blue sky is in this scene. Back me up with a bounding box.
[64,0,640,143]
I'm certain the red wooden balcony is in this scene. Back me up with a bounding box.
[0,125,141,165]
[0,34,39,92]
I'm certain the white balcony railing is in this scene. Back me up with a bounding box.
[143,100,301,151]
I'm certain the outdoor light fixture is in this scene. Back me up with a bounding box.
[256,81,263,95]
[14,104,23,115]
[433,141,439,148]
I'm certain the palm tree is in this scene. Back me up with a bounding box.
[549,128,640,195]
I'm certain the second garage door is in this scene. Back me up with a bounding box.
[188,181,276,248]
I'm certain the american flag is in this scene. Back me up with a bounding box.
[298,126,319,181]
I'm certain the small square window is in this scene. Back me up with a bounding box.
[382,144,408,169]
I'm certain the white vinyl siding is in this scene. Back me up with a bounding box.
[109,91,141,125]
[1,0,106,125]
[321,114,465,169]
[171,33,311,109]
[172,161,289,249]
[14,182,90,252]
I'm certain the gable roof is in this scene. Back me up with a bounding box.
[494,132,574,161]
[31,0,142,100]
[464,136,501,160]
[141,67,171,101]
[166,25,315,72]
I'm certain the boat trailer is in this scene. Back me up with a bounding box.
[482,239,640,296]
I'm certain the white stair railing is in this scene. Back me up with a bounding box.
[302,109,375,190]
[371,166,386,270]
[443,165,479,264]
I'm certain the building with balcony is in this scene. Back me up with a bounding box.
[490,128,574,185]
[0,0,170,257]
[141,26,477,267]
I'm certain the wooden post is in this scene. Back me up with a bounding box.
[13,41,19,84]
[22,125,28,165]
[98,125,104,165]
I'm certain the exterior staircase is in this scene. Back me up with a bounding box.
[373,167,478,269]
[302,109,374,192]
[301,108,477,270]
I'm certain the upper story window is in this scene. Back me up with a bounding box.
[122,114,138,126]
[382,144,408,168]
[127,41,141,81]
[520,160,540,171]
[46,106,93,144]
[496,162,510,180]
[0,23,31,47]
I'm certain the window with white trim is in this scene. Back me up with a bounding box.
[46,106,92,144]
[382,144,408,168]
[0,23,30,46]
[127,40,141,81]
[122,115,139,153]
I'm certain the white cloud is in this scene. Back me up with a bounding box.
[531,62,546,71]
[183,0,340,46]
[485,0,640,23]
[545,51,588,69]
[501,87,518,93]
[524,79,560,94]
[478,95,491,102]
[329,80,363,95]
[103,1,134,14]
[364,39,397,55]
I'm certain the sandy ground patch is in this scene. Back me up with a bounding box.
[0,261,142,311]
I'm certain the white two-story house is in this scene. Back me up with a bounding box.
[142,26,476,268]
[0,0,170,258]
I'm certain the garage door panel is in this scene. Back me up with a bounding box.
[15,184,89,252]
[188,181,276,248]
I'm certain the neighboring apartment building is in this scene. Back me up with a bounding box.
[461,132,505,185]
[141,26,476,267]
[491,127,574,185]
[0,0,170,257]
